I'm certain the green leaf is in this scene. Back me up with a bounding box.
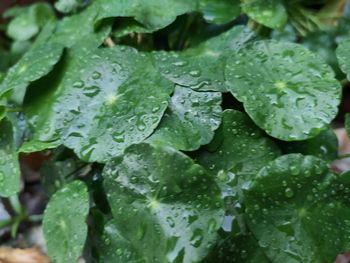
[198,0,241,24]
[43,180,89,263]
[55,0,85,14]
[245,154,350,263]
[27,46,173,162]
[96,0,241,34]
[18,140,60,154]
[225,40,341,141]
[6,3,55,41]
[242,0,288,29]
[197,110,280,176]
[0,43,64,101]
[147,85,222,151]
[103,143,224,263]
[337,37,350,79]
[96,220,139,262]
[96,0,197,31]
[0,118,20,197]
[206,232,271,263]
[49,2,111,48]
[281,127,338,162]
[153,26,254,92]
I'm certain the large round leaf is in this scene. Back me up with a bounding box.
[153,26,255,92]
[245,154,350,263]
[242,0,287,29]
[27,46,173,162]
[147,85,222,151]
[43,180,89,263]
[196,109,280,176]
[225,40,341,141]
[0,118,20,197]
[103,143,224,263]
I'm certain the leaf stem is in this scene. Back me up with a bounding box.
[104,37,116,47]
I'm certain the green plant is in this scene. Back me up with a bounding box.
[1,0,350,262]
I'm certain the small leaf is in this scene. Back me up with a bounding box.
[103,143,224,263]
[55,0,85,14]
[0,118,20,197]
[336,38,350,79]
[153,26,255,92]
[5,3,55,41]
[147,85,222,151]
[197,109,280,176]
[242,0,287,29]
[43,180,89,263]
[245,154,350,262]
[0,43,64,101]
[225,40,341,141]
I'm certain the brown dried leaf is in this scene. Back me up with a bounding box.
[0,247,50,263]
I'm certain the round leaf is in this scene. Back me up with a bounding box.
[147,85,222,151]
[225,40,341,141]
[43,180,89,263]
[245,154,350,262]
[27,46,173,162]
[103,143,224,263]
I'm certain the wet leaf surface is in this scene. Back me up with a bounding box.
[103,143,224,263]
[225,40,341,141]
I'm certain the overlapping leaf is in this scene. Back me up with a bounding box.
[95,0,241,36]
[197,110,280,176]
[103,143,224,263]
[27,46,173,162]
[281,128,338,162]
[337,37,350,79]
[242,0,288,29]
[43,180,89,263]
[147,85,221,151]
[225,40,341,141]
[0,43,63,100]
[245,154,350,263]
[153,26,255,92]
[0,118,20,197]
